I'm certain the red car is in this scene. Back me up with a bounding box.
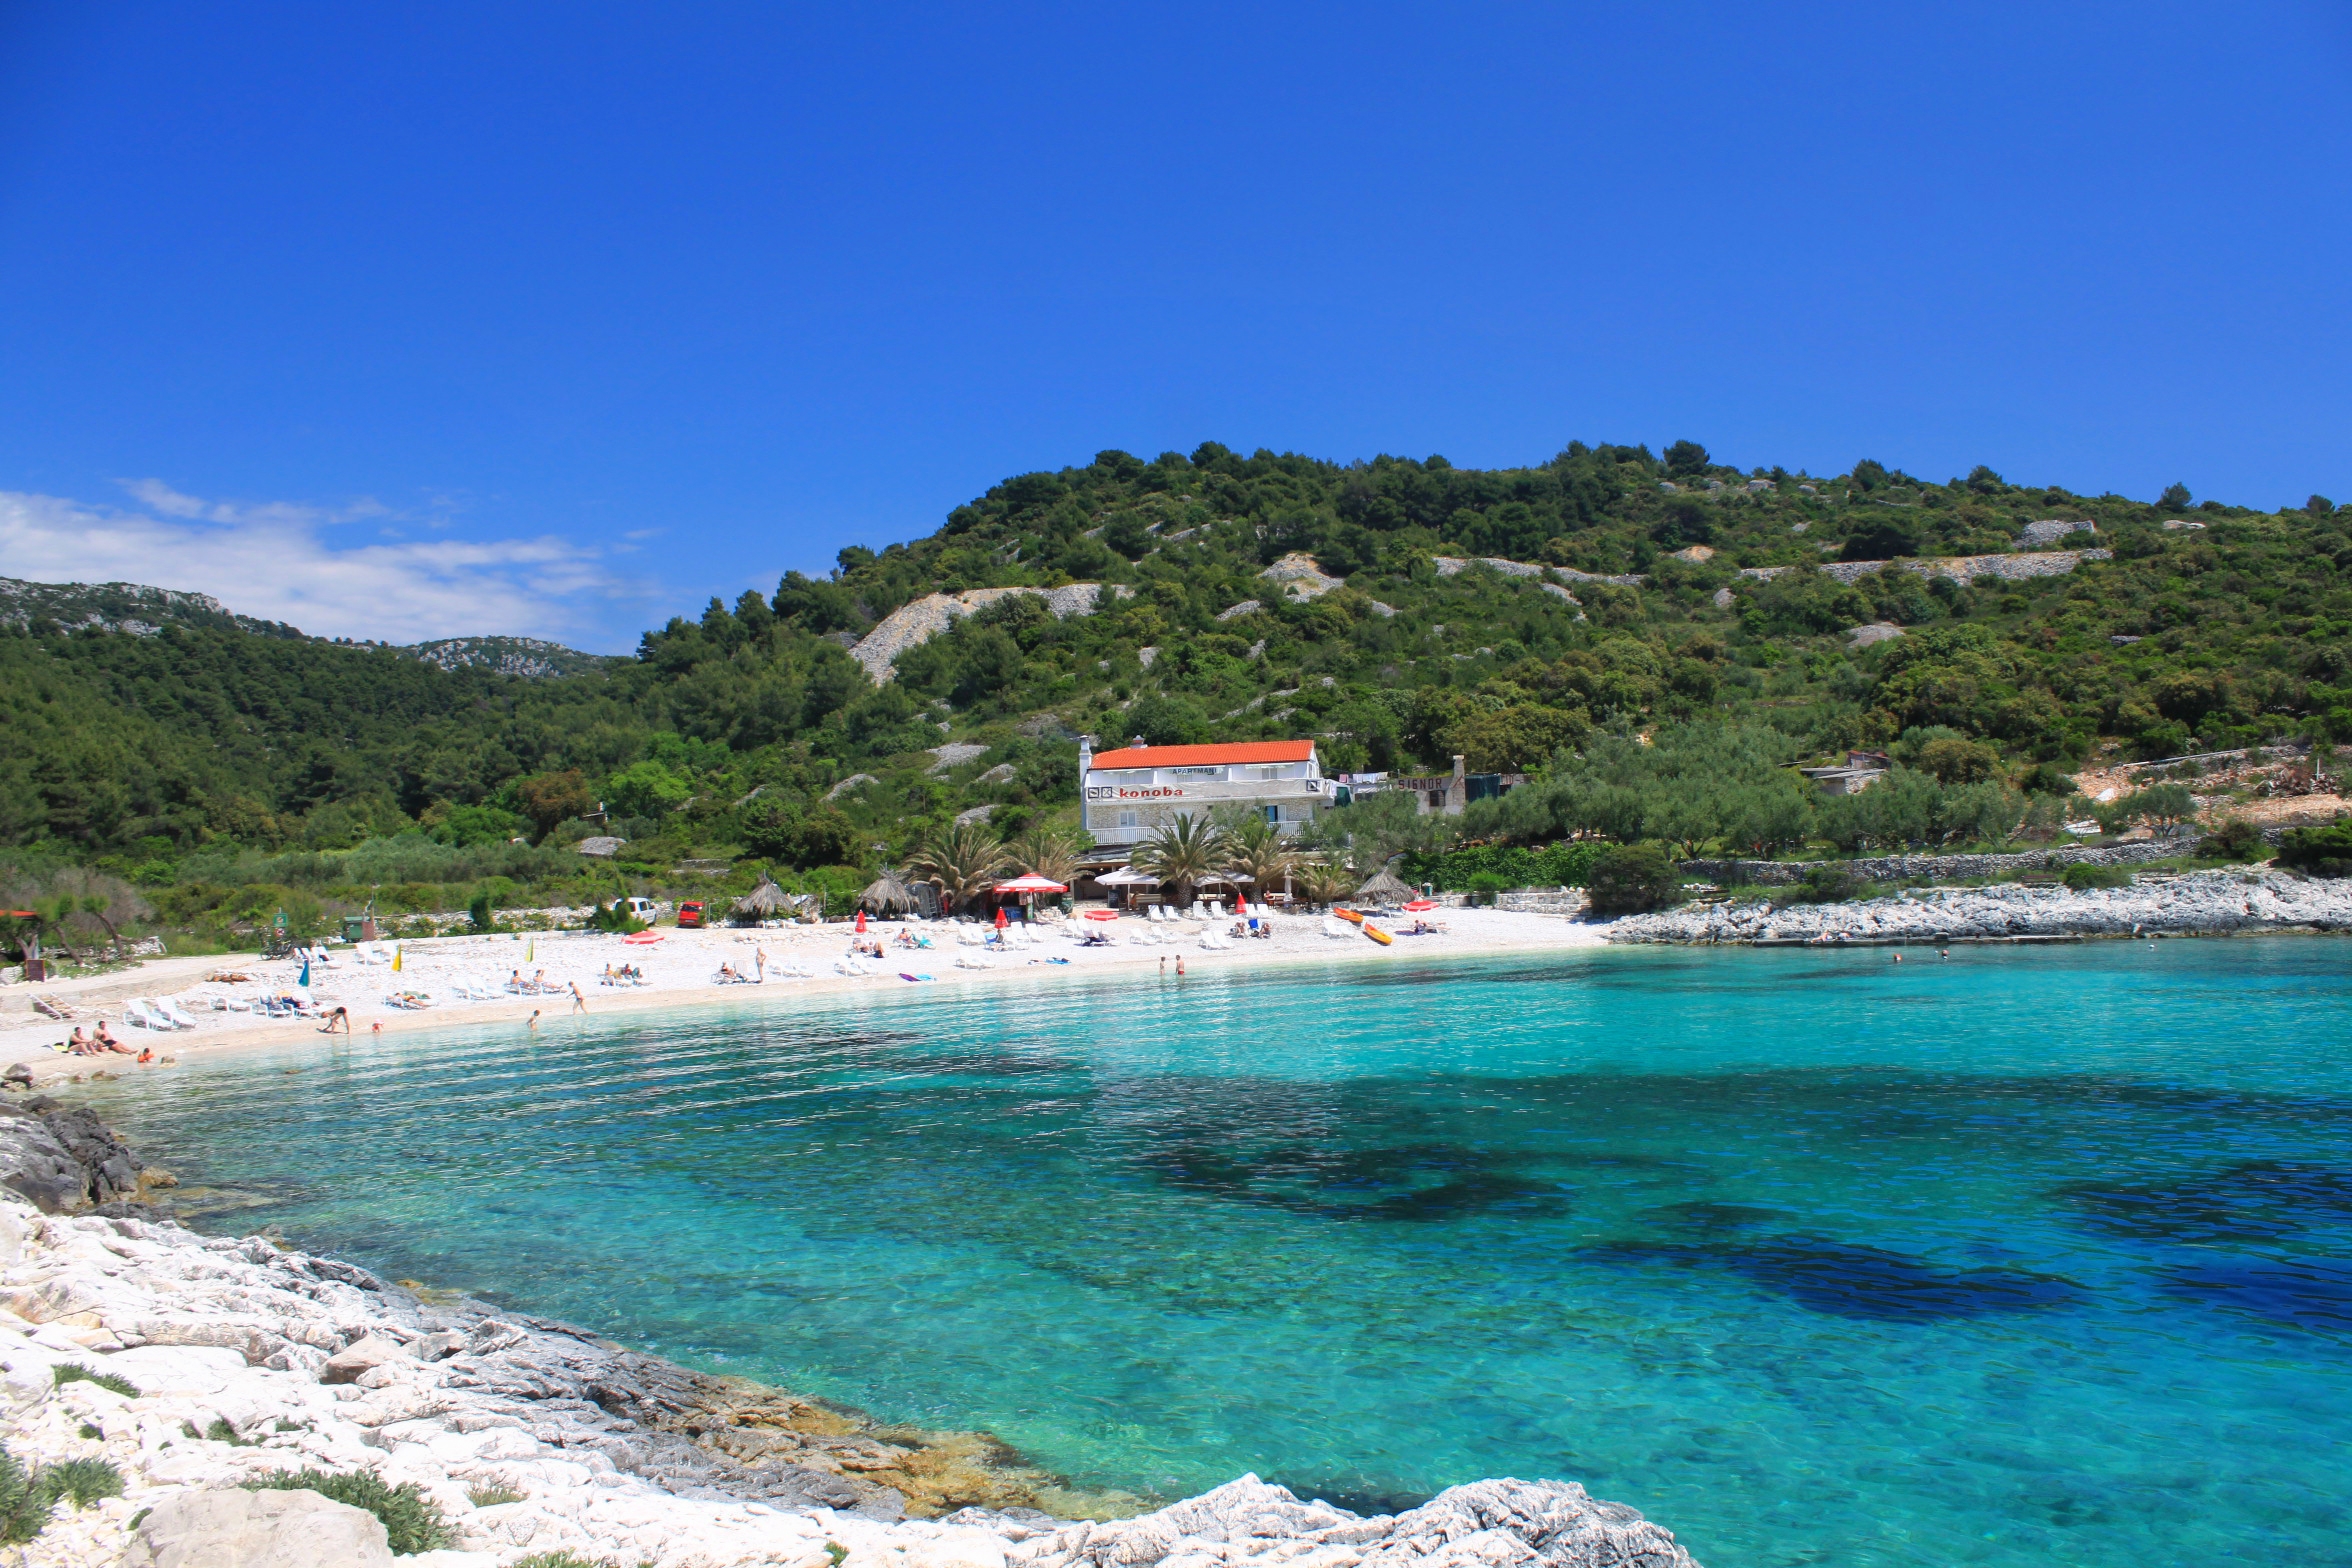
[676,901,707,929]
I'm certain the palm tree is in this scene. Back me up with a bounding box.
[1134,813,1226,909]
[907,821,1010,917]
[1220,814,1296,902]
[1008,825,1083,886]
[1293,858,1356,909]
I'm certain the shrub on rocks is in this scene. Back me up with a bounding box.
[1586,845,1685,914]
[2062,861,2134,890]
[39,1456,122,1508]
[0,1444,123,1544]
[51,1362,138,1398]
[246,1469,452,1555]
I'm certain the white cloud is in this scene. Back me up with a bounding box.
[0,484,656,649]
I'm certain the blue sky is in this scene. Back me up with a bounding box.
[2,2,2347,650]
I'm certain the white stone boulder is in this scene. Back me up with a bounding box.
[128,1486,396,1567]
[320,1334,410,1384]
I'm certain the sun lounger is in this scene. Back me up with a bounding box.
[158,998,200,1029]
[123,1000,169,1031]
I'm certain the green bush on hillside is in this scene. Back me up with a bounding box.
[2062,861,2135,890]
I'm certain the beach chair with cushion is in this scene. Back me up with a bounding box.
[158,998,200,1029]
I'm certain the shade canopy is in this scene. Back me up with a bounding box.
[1354,869,1415,903]
[1402,898,1439,911]
[734,877,790,917]
[856,871,920,915]
[1094,866,1159,886]
[993,873,1069,894]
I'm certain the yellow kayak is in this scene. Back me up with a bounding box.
[1361,921,1393,945]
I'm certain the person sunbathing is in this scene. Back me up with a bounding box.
[94,1022,131,1055]
[716,963,744,983]
[506,969,524,992]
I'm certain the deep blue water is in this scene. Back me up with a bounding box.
[78,940,2352,1567]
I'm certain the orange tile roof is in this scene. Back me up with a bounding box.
[1088,740,1315,771]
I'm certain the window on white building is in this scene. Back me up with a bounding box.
[1118,809,1139,828]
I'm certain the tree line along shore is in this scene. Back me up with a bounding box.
[5,441,2351,967]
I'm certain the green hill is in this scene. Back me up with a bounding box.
[2,442,2345,940]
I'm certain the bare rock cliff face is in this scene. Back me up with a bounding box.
[0,1097,143,1212]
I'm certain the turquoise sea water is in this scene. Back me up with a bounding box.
[78,940,2352,1567]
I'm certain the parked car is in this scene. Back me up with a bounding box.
[676,900,707,929]
[620,896,660,923]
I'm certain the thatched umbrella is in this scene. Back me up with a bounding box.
[1354,868,1415,906]
[857,869,920,916]
[732,877,789,924]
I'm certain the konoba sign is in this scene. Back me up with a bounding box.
[1085,779,1325,801]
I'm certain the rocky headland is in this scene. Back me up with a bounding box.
[0,1104,1699,1568]
[1603,866,2352,945]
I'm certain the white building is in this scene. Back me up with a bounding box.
[1080,738,1335,848]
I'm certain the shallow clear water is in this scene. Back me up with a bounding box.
[79,941,2352,1567]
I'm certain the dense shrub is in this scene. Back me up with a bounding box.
[2199,819,2265,861]
[1585,844,1684,914]
[0,1449,51,1546]
[2278,821,2352,877]
[1405,840,1605,891]
[2062,861,2134,890]
[1776,863,1863,906]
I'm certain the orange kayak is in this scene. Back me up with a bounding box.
[1333,907,1366,925]
[1361,921,1393,945]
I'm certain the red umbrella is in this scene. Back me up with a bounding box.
[855,909,867,934]
[994,906,1008,930]
[1403,898,1439,912]
[1236,890,1248,914]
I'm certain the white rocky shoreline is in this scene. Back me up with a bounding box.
[0,1108,1699,1568]
[1602,866,2352,945]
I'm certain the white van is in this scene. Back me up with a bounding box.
[620,896,661,922]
